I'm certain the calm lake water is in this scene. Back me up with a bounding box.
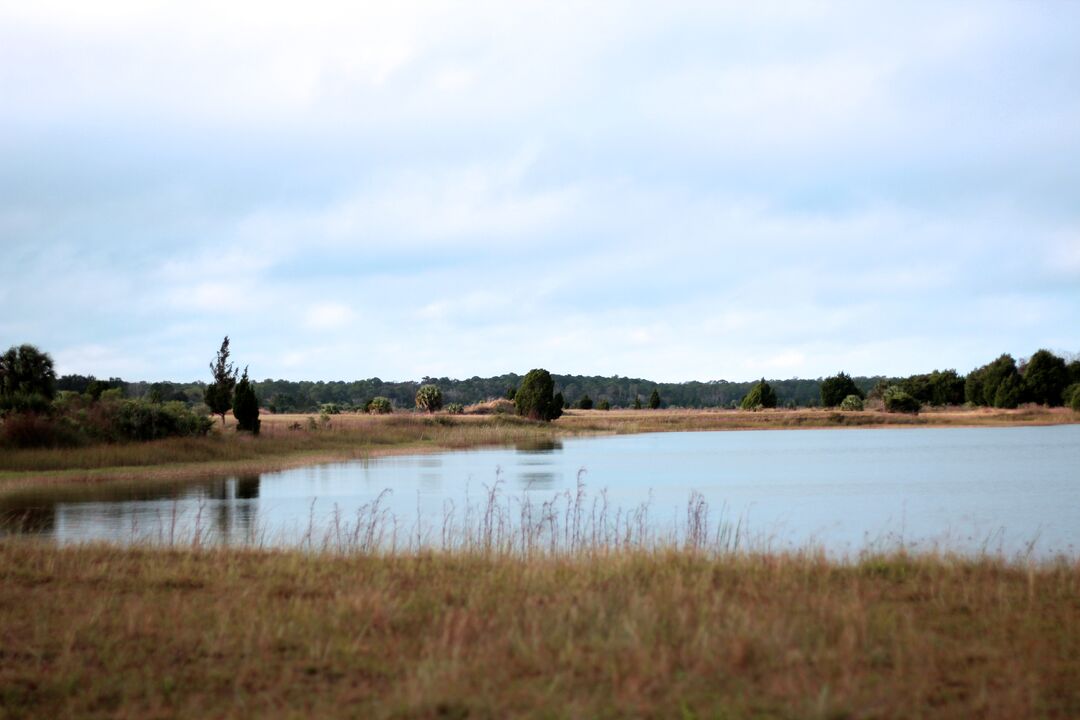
[3,425,1079,558]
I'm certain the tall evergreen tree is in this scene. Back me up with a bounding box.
[649,389,661,409]
[232,366,260,434]
[205,336,237,426]
[514,369,563,421]
[740,379,777,409]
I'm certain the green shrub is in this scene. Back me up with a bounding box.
[415,385,443,413]
[445,402,464,415]
[839,394,864,411]
[883,386,921,414]
[368,397,393,414]
[740,379,777,410]
[514,369,563,421]
[597,399,611,411]
[1072,389,1080,413]
[108,400,215,441]
[577,394,593,410]
[320,403,341,415]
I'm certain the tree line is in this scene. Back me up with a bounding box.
[44,349,1078,414]
[5,343,1079,436]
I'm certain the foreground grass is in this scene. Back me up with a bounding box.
[2,407,1074,491]
[1,543,1077,719]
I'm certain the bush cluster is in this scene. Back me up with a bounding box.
[368,397,393,414]
[415,385,443,414]
[839,394,864,411]
[883,386,921,414]
[1,397,213,448]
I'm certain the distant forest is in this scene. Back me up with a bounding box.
[50,348,1074,414]
[55,372,884,413]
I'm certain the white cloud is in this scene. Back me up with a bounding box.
[2,1,1078,381]
[305,302,354,331]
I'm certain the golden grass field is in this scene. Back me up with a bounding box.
[1,543,1078,719]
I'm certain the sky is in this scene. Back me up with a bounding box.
[2,1,1078,383]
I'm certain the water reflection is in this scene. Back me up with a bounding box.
[514,439,563,454]
[0,475,261,544]
[517,471,558,490]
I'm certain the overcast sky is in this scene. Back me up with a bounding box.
[2,1,1078,383]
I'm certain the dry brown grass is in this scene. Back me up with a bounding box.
[1,542,1077,719]
[556,405,1079,434]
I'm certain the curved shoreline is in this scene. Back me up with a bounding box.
[1,407,1076,494]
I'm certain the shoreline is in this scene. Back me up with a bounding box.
[1,407,1075,494]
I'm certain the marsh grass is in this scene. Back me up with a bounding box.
[1,537,1077,719]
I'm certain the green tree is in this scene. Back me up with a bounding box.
[967,354,1024,408]
[232,367,261,434]
[514,369,563,421]
[415,384,443,413]
[992,373,1024,409]
[1068,360,1080,386]
[1022,349,1069,406]
[577,394,594,410]
[649,389,661,409]
[597,399,611,411]
[740,379,777,410]
[821,372,862,408]
[633,396,642,410]
[0,344,56,414]
[204,336,237,426]
[927,369,966,406]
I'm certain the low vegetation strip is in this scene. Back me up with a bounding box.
[1,408,1075,490]
[0,543,1077,719]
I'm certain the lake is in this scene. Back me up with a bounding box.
[3,424,1078,558]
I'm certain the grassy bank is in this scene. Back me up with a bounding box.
[1,407,1074,492]
[1,542,1077,719]
[0,415,559,489]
